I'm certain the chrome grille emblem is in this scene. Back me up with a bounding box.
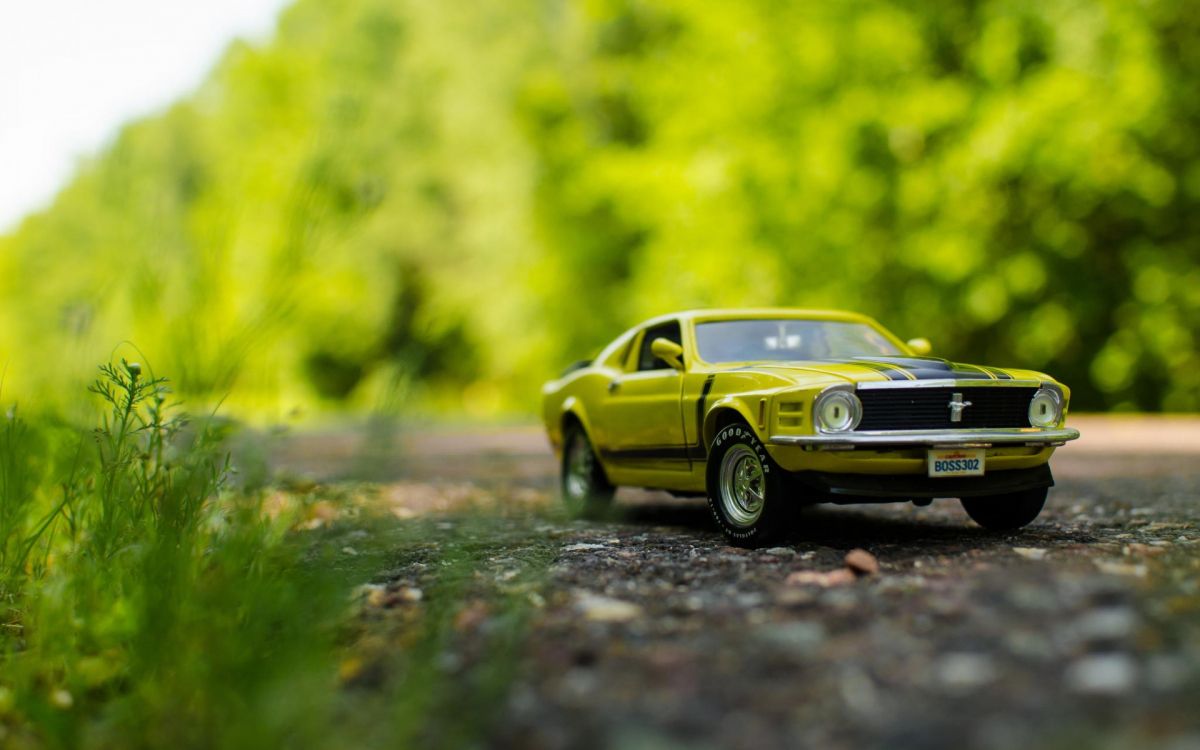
[948,392,972,423]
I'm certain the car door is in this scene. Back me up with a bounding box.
[595,320,690,470]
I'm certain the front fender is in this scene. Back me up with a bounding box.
[702,395,766,448]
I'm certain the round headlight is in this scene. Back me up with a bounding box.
[1028,388,1062,428]
[815,390,862,433]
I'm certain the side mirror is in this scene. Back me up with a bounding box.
[906,337,932,356]
[651,338,685,371]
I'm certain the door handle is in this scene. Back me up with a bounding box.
[607,380,621,394]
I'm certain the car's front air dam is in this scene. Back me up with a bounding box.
[790,463,1054,505]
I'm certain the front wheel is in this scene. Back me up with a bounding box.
[561,424,615,518]
[960,487,1048,531]
[706,423,788,547]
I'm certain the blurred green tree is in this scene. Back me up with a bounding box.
[1,0,1197,413]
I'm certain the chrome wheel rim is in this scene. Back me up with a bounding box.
[564,435,594,504]
[719,444,766,527]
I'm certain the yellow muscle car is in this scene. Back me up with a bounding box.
[541,309,1080,547]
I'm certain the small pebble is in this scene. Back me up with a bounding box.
[934,653,997,691]
[1094,560,1148,578]
[787,569,856,587]
[844,549,880,576]
[1125,543,1166,557]
[575,592,643,623]
[1064,654,1138,695]
[1074,607,1137,642]
[563,543,607,552]
[756,621,826,656]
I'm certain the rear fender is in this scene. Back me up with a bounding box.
[556,396,596,458]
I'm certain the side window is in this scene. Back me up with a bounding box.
[637,321,683,372]
[602,333,636,370]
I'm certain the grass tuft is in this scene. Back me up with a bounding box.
[0,357,539,749]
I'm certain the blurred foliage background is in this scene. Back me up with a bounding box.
[2,0,1199,416]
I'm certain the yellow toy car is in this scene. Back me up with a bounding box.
[541,309,1080,547]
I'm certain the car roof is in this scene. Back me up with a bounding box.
[638,308,881,328]
[589,308,902,369]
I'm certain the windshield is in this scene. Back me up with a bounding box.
[694,319,901,363]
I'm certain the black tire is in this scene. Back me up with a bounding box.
[960,487,1048,531]
[560,423,615,518]
[705,422,789,547]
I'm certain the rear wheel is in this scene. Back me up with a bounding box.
[706,423,788,547]
[960,487,1048,531]
[561,423,614,518]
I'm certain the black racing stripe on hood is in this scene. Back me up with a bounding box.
[729,358,1015,382]
[852,359,912,381]
[950,362,997,380]
[846,357,995,381]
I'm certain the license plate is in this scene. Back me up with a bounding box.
[927,448,985,477]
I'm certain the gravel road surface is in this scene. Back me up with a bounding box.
[273,416,1200,750]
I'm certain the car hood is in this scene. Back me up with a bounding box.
[725,356,1040,384]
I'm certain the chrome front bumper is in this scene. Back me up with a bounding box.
[769,427,1081,450]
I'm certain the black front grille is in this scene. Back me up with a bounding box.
[857,387,1036,431]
